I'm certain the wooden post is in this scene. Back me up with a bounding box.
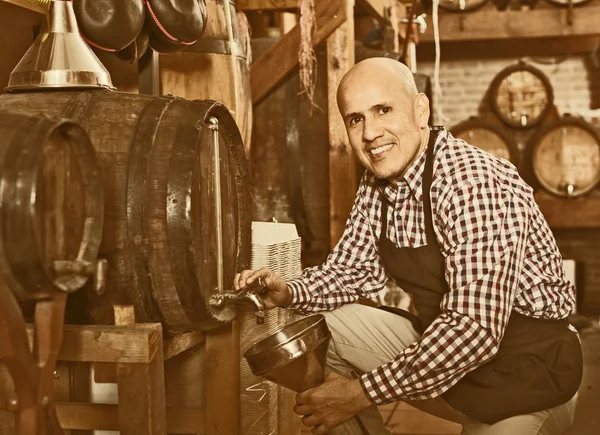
[204,321,241,435]
[116,353,166,435]
[327,0,356,248]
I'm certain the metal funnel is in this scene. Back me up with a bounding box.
[244,314,331,392]
[6,0,114,92]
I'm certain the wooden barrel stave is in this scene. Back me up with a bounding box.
[0,91,250,335]
[159,0,253,155]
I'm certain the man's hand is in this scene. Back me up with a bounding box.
[233,267,292,310]
[293,372,373,435]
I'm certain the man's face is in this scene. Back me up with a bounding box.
[338,77,428,183]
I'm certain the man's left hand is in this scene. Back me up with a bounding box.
[293,372,373,434]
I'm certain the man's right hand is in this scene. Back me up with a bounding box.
[233,267,293,310]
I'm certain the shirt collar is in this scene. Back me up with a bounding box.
[377,127,446,204]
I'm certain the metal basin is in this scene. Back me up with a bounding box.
[243,314,331,392]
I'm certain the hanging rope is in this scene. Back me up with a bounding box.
[237,11,253,66]
[298,0,318,113]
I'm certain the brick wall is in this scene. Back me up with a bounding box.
[418,56,600,127]
[418,55,600,314]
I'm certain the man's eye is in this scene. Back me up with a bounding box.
[349,117,361,126]
[379,107,392,115]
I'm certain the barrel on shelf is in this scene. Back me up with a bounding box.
[528,115,600,198]
[0,111,103,300]
[488,61,554,129]
[0,91,250,336]
[158,0,253,155]
[451,117,519,164]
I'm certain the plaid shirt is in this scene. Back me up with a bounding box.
[287,129,575,404]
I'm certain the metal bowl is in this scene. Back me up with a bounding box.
[243,314,331,392]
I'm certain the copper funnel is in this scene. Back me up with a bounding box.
[243,314,331,392]
[6,0,114,91]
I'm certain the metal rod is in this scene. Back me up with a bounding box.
[208,117,224,294]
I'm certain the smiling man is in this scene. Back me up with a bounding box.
[235,58,582,435]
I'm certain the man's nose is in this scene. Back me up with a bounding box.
[362,118,384,142]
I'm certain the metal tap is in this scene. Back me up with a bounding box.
[209,279,268,324]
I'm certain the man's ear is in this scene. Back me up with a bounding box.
[414,93,430,129]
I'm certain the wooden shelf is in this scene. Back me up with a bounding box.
[238,0,397,25]
[420,4,600,43]
[535,191,600,229]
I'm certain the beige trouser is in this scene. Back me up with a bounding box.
[291,304,578,435]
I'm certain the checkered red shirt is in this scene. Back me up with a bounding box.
[286,129,576,404]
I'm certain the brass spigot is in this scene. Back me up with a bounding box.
[209,279,267,324]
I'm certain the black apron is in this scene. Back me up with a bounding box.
[377,128,583,424]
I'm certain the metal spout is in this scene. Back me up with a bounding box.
[209,280,267,324]
[6,0,114,91]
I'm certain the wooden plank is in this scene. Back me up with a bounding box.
[93,305,135,383]
[56,403,206,434]
[327,0,356,248]
[93,330,206,383]
[250,0,346,104]
[0,0,46,14]
[204,321,240,435]
[237,0,297,10]
[534,191,600,228]
[420,6,600,42]
[356,0,395,25]
[416,36,600,61]
[117,357,167,435]
[163,330,205,360]
[238,0,395,25]
[25,323,162,363]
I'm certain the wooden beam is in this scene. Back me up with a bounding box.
[420,6,600,42]
[163,330,205,360]
[250,0,346,104]
[204,321,240,435]
[356,0,394,25]
[25,323,162,363]
[237,0,297,10]
[56,403,205,434]
[416,36,600,60]
[535,191,600,228]
[238,0,395,25]
[93,331,205,384]
[328,0,356,248]
[0,0,46,14]
[117,356,167,435]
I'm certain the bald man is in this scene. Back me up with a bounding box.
[235,58,582,435]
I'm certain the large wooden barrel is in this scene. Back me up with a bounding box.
[0,91,250,336]
[529,116,600,198]
[0,111,103,301]
[451,117,518,164]
[159,0,253,155]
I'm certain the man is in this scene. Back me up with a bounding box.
[235,58,582,435]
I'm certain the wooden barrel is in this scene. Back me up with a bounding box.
[0,111,103,301]
[489,61,554,129]
[529,116,600,198]
[159,0,253,156]
[451,117,518,164]
[0,91,250,336]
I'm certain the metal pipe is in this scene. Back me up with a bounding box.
[208,117,224,294]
